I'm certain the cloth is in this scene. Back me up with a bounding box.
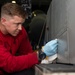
[0,27,39,74]
[41,54,57,64]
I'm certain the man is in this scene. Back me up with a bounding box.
[0,3,57,75]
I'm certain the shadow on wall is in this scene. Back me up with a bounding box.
[29,10,46,50]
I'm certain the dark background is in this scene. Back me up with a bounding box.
[0,0,52,13]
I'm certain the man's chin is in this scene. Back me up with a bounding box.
[10,32,19,36]
[11,33,18,36]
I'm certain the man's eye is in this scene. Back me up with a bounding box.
[14,23,19,25]
[16,23,19,25]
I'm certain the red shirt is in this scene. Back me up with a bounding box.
[0,27,39,74]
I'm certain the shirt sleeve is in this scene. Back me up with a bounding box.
[0,43,39,73]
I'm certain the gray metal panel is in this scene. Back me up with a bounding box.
[57,30,70,63]
[55,0,75,64]
[67,0,75,64]
[51,0,67,39]
[45,0,75,64]
[54,0,75,64]
[45,2,52,43]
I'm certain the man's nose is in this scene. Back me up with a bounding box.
[18,24,22,30]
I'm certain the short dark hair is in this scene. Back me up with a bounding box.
[1,3,27,19]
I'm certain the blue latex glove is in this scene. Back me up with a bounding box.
[42,39,58,56]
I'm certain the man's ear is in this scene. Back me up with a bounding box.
[1,17,6,25]
[1,17,6,22]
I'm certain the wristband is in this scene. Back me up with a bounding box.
[38,50,46,62]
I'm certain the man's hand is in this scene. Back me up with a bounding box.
[42,39,58,56]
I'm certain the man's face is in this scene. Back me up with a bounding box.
[1,15,25,36]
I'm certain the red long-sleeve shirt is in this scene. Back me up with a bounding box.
[0,27,39,74]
